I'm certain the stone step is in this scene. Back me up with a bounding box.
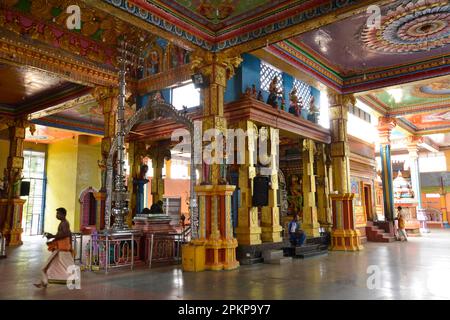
[262,250,284,261]
[239,257,264,265]
[265,257,292,264]
[297,251,328,259]
[295,244,321,255]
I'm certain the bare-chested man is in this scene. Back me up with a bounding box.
[34,207,73,288]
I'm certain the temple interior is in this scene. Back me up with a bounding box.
[1,0,450,300]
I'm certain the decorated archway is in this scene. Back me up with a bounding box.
[104,99,198,237]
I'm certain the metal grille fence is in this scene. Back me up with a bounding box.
[293,78,312,107]
[260,61,283,93]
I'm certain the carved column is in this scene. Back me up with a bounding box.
[0,118,32,246]
[92,87,118,231]
[128,141,147,226]
[189,52,242,271]
[301,138,320,237]
[93,87,118,192]
[378,116,397,222]
[316,143,333,232]
[234,120,261,245]
[406,136,423,209]
[328,93,362,251]
[261,127,283,243]
[148,141,171,205]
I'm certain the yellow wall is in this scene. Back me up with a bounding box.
[44,138,79,233]
[44,136,101,233]
[74,136,101,231]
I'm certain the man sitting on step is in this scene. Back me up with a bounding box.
[288,215,306,246]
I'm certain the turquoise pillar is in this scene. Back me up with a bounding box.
[380,144,395,221]
[378,117,397,221]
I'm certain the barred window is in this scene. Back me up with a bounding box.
[260,61,283,94]
[293,78,312,106]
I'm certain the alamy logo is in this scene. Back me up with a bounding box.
[66,265,81,290]
[171,121,279,176]
[66,5,81,30]
[366,5,381,30]
[366,265,381,290]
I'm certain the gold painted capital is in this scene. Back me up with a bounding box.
[327,93,355,108]
[377,116,397,145]
[93,86,119,101]
[191,51,243,84]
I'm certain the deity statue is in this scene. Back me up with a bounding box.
[257,91,264,101]
[393,171,414,199]
[251,84,257,99]
[266,77,281,108]
[280,94,286,110]
[307,96,320,124]
[289,88,300,116]
[287,175,303,216]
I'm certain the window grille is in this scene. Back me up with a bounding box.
[260,61,283,94]
[293,78,312,106]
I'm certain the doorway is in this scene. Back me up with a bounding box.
[21,150,47,235]
[363,183,373,222]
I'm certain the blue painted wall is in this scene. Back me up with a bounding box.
[224,53,321,111]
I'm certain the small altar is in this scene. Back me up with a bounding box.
[132,213,178,262]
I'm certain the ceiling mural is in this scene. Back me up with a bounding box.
[159,0,279,30]
[359,77,450,114]
[402,111,450,131]
[268,0,450,93]
[101,0,366,52]
[295,0,450,74]
[361,0,450,54]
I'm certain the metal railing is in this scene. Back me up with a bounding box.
[71,233,83,264]
[147,233,184,269]
[86,233,136,274]
[0,232,6,258]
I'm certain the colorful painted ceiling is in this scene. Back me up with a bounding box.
[0,0,192,87]
[267,0,450,93]
[94,0,371,52]
[359,76,450,135]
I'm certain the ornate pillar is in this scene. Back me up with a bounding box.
[378,117,397,222]
[189,52,242,271]
[406,136,423,208]
[301,138,320,237]
[128,141,147,225]
[261,127,283,243]
[92,87,118,229]
[316,143,333,232]
[148,142,171,205]
[328,93,362,251]
[92,87,118,192]
[0,118,32,246]
[234,120,261,245]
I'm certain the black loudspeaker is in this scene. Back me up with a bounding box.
[252,176,269,207]
[20,181,30,196]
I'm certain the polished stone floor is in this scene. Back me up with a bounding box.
[1,229,450,300]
